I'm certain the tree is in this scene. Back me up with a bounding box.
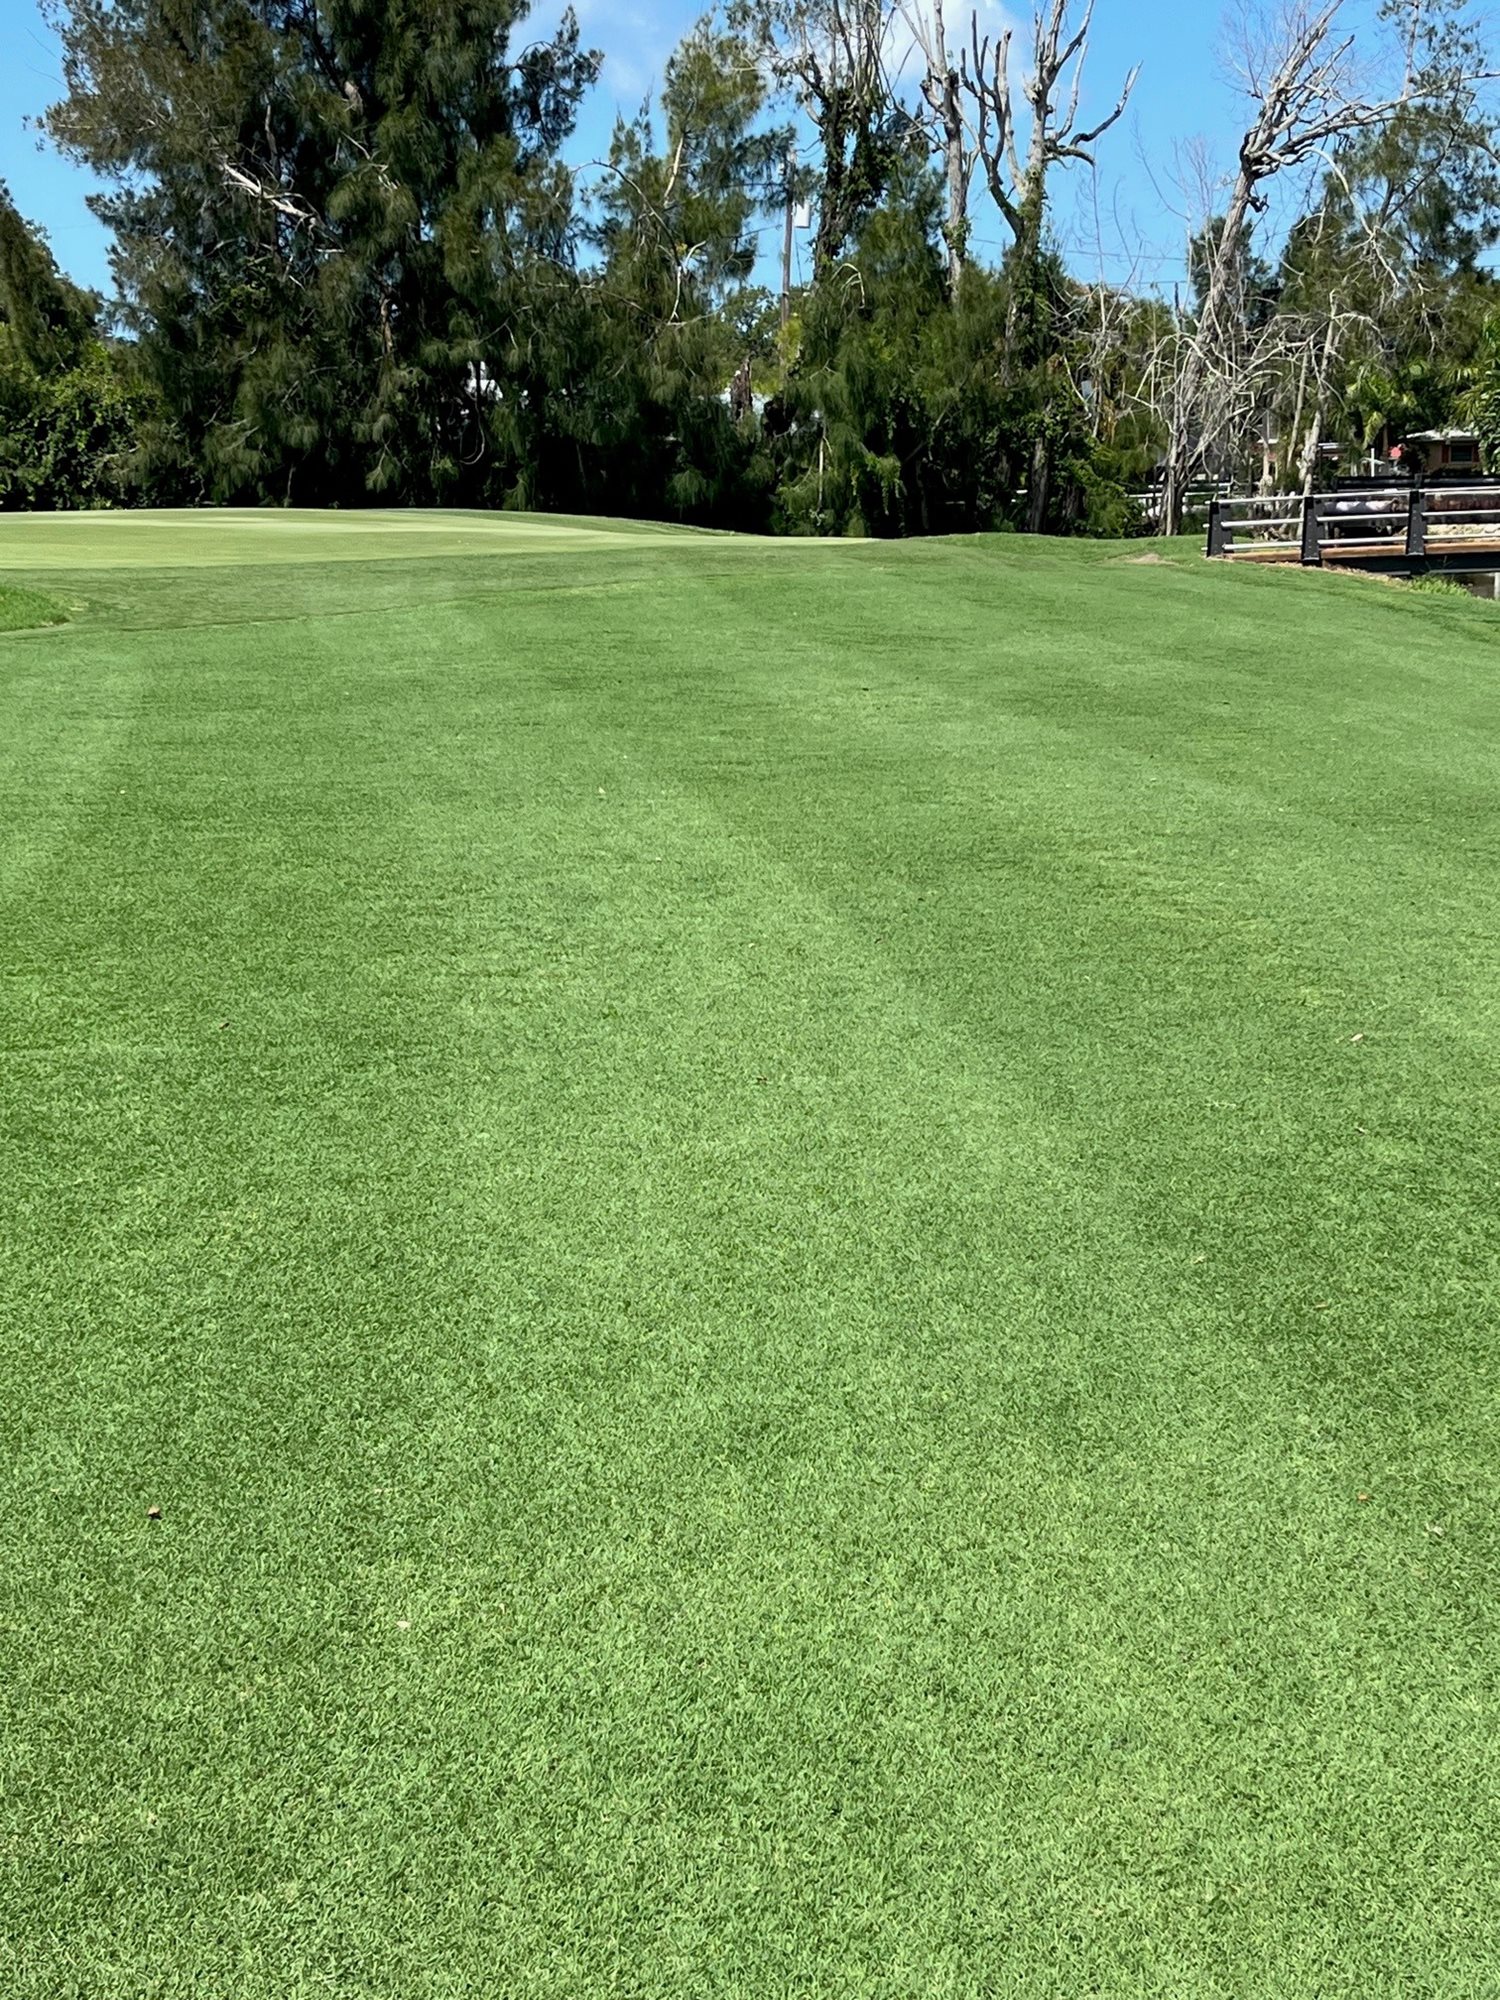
[1462,315,1500,467]
[899,0,976,295]
[594,22,787,328]
[960,0,1137,320]
[564,21,786,524]
[1188,214,1279,331]
[1292,77,1500,470]
[43,0,598,504]
[730,0,914,277]
[0,185,147,509]
[0,181,96,376]
[958,0,1137,528]
[1157,0,1488,532]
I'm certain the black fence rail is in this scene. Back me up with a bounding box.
[1207,484,1500,571]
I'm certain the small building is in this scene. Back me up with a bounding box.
[1394,429,1484,481]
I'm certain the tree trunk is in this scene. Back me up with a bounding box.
[1285,347,1310,497]
[911,0,968,298]
[1162,173,1255,536]
[941,101,967,295]
[934,0,967,299]
[1025,431,1050,534]
[1299,315,1342,494]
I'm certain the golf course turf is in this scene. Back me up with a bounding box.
[2,510,1497,1995]
[0,579,68,632]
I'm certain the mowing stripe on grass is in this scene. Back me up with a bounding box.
[2,512,1498,1996]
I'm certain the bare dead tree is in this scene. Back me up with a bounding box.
[1134,152,1428,529]
[898,0,976,293]
[1158,0,1418,535]
[960,0,1138,276]
[956,0,1137,529]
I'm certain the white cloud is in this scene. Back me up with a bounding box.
[889,0,1022,87]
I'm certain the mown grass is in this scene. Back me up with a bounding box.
[0,578,68,630]
[1,514,1498,1997]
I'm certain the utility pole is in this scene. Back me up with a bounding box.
[780,144,797,332]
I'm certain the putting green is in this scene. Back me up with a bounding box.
[0,505,706,569]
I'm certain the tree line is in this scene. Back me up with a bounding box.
[3,0,1500,534]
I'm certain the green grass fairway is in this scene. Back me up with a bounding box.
[3,511,1499,1997]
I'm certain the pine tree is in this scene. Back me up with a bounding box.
[0,181,97,376]
[43,0,598,503]
[571,21,785,524]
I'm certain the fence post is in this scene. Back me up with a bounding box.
[1300,492,1320,565]
[1406,485,1427,561]
[1206,499,1226,558]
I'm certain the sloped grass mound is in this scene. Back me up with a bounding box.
[0,580,68,631]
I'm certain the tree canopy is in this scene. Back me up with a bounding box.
[10,0,1499,528]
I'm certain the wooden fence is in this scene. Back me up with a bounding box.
[1207,484,1500,569]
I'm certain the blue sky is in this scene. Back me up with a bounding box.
[0,0,1365,298]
